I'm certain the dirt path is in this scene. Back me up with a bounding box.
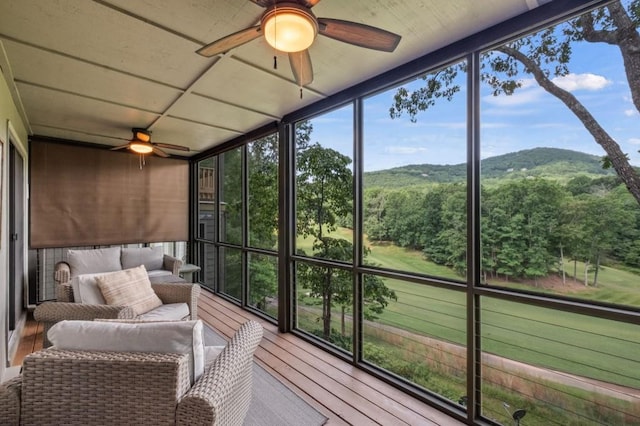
[365,321,640,402]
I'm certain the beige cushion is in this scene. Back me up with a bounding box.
[97,265,162,315]
[47,320,205,384]
[121,246,164,271]
[71,273,108,304]
[67,247,121,278]
[147,269,172,278]
[137,303,190,321]
[204,345,225,366]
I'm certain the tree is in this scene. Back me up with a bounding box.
[384,189,428,249]
[431,184,467,275]
[390,0,640,206]
[581,192,634,286]
[296,143,353,339]
[363,187,390,240]
[296,142,396,341]
[247,135,280,311]
[480,180,566,283]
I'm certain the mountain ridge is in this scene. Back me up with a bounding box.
[364,147,615,188]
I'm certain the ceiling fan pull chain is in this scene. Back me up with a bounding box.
[273,3,278,70]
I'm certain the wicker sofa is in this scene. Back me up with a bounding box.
[35,280,200,347]
[34,247,199,347]
[53,246,184,289]
[0,320,264,425]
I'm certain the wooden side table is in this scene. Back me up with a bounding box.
[179,263,201,283]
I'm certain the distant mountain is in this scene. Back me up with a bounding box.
[364,147,616,188]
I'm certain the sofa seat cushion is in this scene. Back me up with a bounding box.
[97,265,163,315]
[137,302,190,321]
[147,269,173,278]
[47,319,205,384]
[68,247,122,277]
[149,274,186,284]
[121,246,164,271]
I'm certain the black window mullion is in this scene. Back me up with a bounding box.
[353,98,364,365]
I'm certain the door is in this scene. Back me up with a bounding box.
[9,144,24,332]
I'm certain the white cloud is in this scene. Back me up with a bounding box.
[431,121,466,130]
[551,73,611,91]
[385,146,429,155]
[483,86,545,106]
[481,122,510,129]
[629,138,640,145]
[624,109,638,117]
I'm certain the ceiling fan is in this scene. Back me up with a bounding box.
[196,0,402,87]
[111,128,190,158]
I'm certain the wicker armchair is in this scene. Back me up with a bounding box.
[0,320,264,426]
[34,282,200,347]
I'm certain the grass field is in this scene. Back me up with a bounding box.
[295,228,640,389]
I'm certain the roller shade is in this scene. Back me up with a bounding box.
[30,140,189,248]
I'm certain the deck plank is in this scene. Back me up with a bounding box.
[198,292,462,426]
[11,317,40,366]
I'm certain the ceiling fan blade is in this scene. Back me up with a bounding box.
[155,142,190,152]
[289,49,313,86]
[249,0,273,7]
[152,147,170,158]
[196,25,262,57]
[110,143,130,151]
[317,18,401,52]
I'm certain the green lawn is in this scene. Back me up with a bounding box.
[296,228,640,388]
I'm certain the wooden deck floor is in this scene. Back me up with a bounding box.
[15,292,463,425]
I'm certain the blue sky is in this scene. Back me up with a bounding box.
[306,16,639,172]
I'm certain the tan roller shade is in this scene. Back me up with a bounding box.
[30,140,189,248]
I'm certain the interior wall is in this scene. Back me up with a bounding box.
[0,45,29,381]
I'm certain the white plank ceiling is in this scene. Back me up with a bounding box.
[0,0,549,157]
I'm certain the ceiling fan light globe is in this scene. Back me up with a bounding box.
[130,142,153,154]
[263,6,317,53]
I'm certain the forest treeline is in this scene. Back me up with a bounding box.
[362,170,640,286]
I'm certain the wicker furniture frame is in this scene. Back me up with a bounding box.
[0,320,264,425]
[34,282,200,347]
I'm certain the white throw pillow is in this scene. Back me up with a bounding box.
[67,247,122,278]
[47,319,205,384]
[71,273,108,304]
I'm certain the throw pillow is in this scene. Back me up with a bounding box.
[121,246,164,271]
[67,247,122,277]
[47,319,205,384]
[71,273,108,304]
[97,265,163,315]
